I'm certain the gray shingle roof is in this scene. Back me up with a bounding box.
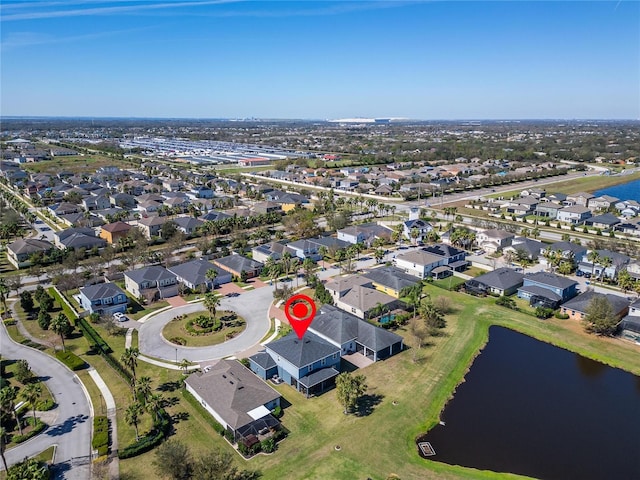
[266,332,339,369]
[561,290,629,315]
[80,282,126,301]
[249,351,277,371]
[474,267,524,290]
[362,266,420,292]
[524,271,578,289]
[8,238,53,255]
[184,359,280,430]
[125,265,176,284]
[518,285,562,302]
[214,254,263,273]
[168,259,224,286]
[422,243,466,259]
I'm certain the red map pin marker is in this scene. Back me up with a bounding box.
[284,294,317,339]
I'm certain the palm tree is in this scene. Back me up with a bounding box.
[125,403,143,441]
[49,313,71,352]
[0,386,22,435]
[179,358,192,373]
[0,426,8,472]
[136,376,152,405]
[599,256,613,282]
[0,278,8,318]
[145,393,163,423]
[203,292,220,321]
[281,252,292,281]
[21,382,42,423]
[121,347,139,387]
[586,250,601,280]
[205,268,218,291]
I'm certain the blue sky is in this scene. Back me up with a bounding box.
[1,1,638,119]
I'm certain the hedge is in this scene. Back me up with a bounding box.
[76,317,112,353]
[182,390,225,434]
[118,410,170,459]
[37,399,55,411]
[92,416,109,456]
[55,351,86,371]
[13,417,46,443]
[47,287,77,322]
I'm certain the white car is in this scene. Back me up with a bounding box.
[112,312,126,321]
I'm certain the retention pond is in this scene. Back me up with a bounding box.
[418,326,640,479]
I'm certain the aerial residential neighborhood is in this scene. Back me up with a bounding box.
[1,117,640,480]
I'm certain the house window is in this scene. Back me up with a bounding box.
[351,308,356,314]
[321,358,326,366]
[333,353,338,360]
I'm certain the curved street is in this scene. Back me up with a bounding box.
[137,286,274,362]
[1,322,92,480]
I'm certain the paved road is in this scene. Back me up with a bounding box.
[1,322,92,480]
[137,286,274,362]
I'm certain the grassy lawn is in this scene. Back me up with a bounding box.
[430,276,467,291]
[486,171,640,200]
[127,299,170,321]
[161,310,246,347]
[464,266,489,277]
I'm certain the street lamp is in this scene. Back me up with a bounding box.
[175,348,178,364]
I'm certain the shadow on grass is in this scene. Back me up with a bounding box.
[157,380,182,392]
[355,393,384,417]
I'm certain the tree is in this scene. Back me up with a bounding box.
[21,382,42,422]
[598,256,612,282]
[203,293,220,321]
[374,248,385,264]
[136,376,153,405]
[145,393,163,423]
[408,316,428,363]
[153,439,192,480]
[0,426,7,472]
[0,386,22,436]
[15,359,33,384]
[5,457,49,480]
[205,268,218,290]
[583,296,619,336]
[179,358,192,374]
[0,278,9,316]
[121,347,139,387]
[49,313,72,352]
[335,372,367,415]
[20,291,34,312]
[125,402,144,442]
[37,310,51,330]
[617,269,635,293]
[420,301,446,332]
[192,448,261,479]
[586,250,601,280]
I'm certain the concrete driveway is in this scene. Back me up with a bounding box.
[1,322,92,480]
[137,286,274,362]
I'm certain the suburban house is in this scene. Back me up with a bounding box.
[213,254,264,279]
[82,195,111,212]
[557,206,592,225]
[362,266,421,298]
[251,241,290,264]
[54,227,106,251]
[402,219,433,243]
[286,236,351,261]
[79,282,128,315]
[173,216,204,235]
[200,210,231,222]
[620,298,640,341]
[560,290,629,322]
[516,272,579,309]
[421,244,468,271]
[566,192,594,207]
[393,250,446,279]
[577,249,631,280]
[337,223,392,246]
[99,221,131,244]
[588,195,619,211]
[185,359,281,443]
[137,216,168,239]
[465,267,524,296]
[249,332,341,397]
[584,213,620,231]
[168,259,231,292]
[476,229,515,253]
[325,275,373,303]
[540,241,587,266]
[6,238,54,269]
[124,265,179,301]
[335,285,400,320]
[504,237,545,260]
[534,203,563,219]
[309,305,404,360]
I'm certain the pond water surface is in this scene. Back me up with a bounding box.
[418,326,640,479]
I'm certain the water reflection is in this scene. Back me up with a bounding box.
[574,354,607,378]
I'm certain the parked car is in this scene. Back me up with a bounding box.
[113,312,126,321]
[576,270,584,277]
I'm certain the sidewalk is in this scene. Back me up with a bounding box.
[88,367,119,479]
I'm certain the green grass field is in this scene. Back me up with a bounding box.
[161,310,246,347]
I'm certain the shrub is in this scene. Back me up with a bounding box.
[38,310,51,330]
[37,399,55,411]
[55,351,86,371]
[535,307,554,319]
[170,336,186,345]
[118,410,170,459]
[495,296,517,310]
[13,418,46,443]
[92,416,109,456]
[261,437,276,453]
[272,405,282,418]
[555,312,570,320]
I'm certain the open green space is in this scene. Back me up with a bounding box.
[23,154,135,175]
[486,171,640,200]
[161,310,246,347]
